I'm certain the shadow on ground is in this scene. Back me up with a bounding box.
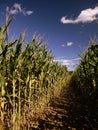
[30,83,98,130]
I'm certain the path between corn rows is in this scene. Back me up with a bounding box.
[30,83,98,130]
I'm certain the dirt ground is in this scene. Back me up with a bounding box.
[30,83,98,130]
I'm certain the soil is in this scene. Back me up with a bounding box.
[30,83,98,130]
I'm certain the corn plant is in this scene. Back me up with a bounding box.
[72,39,98,100]
[0,20,68,129]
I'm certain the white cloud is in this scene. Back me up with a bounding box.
[61,6,98,24]
[62,60,73,66]
[9,9,18,15]
[54,59,71,65]
[67,42,73,46]
[61,42,73,47]
[53,57,80,70]
[6,3,33,16]
[14,3,22,12]
[26,11,33,15]
[61,44,65,47]
[54,58,80,65]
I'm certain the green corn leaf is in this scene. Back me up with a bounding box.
[0,25,5,51]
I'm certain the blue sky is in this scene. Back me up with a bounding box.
[0,0,98,70]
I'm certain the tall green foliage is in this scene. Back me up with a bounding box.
[72,39,98,99]
[0,22,68,129]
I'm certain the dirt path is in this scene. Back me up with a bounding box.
[30,84,98,130]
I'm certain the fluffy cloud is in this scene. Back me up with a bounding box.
[6,3,33,16]
[14,3,22,12]
[61,6,98,24]
[61,42,73,47]
[54,59,72,65]
[54,58,80,70]
[67,42,73,46]
[54,58,80,65]
[26,11,33,15]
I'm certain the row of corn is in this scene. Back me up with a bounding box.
[72,39,98,100]
[0,22,68,129]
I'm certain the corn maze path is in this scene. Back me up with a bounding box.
[30,83,98,130]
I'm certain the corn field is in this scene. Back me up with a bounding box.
[72,39,98,98]
[68,39,98,129]
[0,17,98,130]
[0,21,68,130]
